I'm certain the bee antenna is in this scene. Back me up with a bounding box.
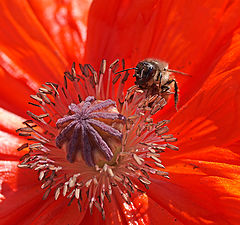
[167,69,191,77]
[114,68,137,74]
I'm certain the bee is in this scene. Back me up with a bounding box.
[115,58,189,110]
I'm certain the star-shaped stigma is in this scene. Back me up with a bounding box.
[55,96,126,166]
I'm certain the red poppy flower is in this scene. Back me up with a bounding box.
[1,0,240,225]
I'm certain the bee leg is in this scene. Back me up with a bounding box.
[162,79,178,110]
[173,80,179,111]
[156,72,162,82]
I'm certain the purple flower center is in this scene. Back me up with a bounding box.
[56,96,126,166]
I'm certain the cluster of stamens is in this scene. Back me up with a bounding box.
[16,59,178,219]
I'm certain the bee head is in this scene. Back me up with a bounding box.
[134,62,155,87]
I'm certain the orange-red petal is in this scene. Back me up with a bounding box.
[85,0,240,116]
[0,0,68,90]
[27,0,93,64]
[148,178,230,225]
[168,28,240,156]
[148,197,184,225]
